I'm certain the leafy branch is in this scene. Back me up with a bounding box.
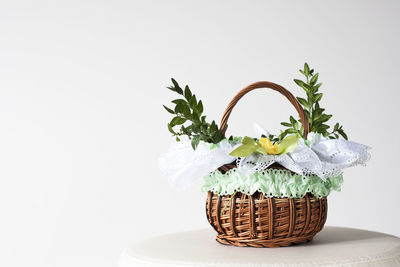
[163,78,224,149]
[278,63,348,140]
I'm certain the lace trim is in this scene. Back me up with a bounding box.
[234,137,370,181]
[202,169,343,199]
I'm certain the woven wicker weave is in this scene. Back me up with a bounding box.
[206,81,327,247]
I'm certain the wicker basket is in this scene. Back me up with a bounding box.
[206,81,328,247]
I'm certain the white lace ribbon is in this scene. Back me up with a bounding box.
[239,125,371,181]
[159,124,371,189]
[158,139,237,190]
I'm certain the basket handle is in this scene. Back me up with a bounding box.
[219,81,310,139]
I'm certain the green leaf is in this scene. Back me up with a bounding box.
[338,129,348,140]
[296,97,309,107]
[171,78,179,87]
[167,123,175,134]
[166,86,176,93]
[279,130,289,140]
[242,136,257,145]
[310,73,319,85]
[163,105,175,114]
[210,120,218,133]
[315,114,332,123]
[190,94,197,108]
[280,122,292,127]
[290,116,297,125]
[192,110,200,121]
[318,124,330,131]
[170,116,186,126]
[184,85,192,101]
[170,78,183,94]
[181,125,191,135]
[171,99,187,105]
[334,123,339,131]
[277,135,299,155]
[255,145,268,155]
[314,83,322,91]
[307,92,315,103]
[192,123,200,133]
[174,103,182,114]
[315,93,323,102]
[180,103,191,117]
[212,130,224,143]
[294,79,311,92]
[293,121,299,130]
[312,108,323,120]
[304,63,310,76]
[229,143,258,157]
[197,100,203,114]
[191,136,201,150]
[294,79,306,88]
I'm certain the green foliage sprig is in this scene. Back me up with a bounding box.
[278,63,348,140]
[163,79,224,149]
[164,63,347,150]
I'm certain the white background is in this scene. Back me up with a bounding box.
[1,1,399,266]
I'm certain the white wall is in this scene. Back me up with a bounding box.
[0,0,399,266]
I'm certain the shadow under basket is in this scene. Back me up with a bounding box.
[206,191,327,248]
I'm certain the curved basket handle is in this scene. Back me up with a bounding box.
[219,81,310,139]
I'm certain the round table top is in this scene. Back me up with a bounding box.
[119,226,400,267]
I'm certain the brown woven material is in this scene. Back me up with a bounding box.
[219,81,310,139]
[206,192,327,247]
[206,81,327,247]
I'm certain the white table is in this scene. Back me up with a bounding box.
[119,226,400,267]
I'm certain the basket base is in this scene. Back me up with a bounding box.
[206,191,328,248]
[216,233,316,248]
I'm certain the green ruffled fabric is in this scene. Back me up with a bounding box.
[202,169,343,199]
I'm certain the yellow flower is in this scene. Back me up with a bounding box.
[259,137,278,155]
